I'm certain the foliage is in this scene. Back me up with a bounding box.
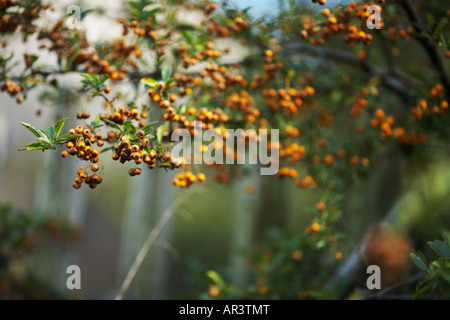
[1,0,450,299]
[0,204,79,299]
[411,233,450,299]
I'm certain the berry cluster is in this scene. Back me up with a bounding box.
[60,126,104,189]
[172,171,206,187]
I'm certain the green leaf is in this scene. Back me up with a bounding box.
[315,239,326,249]
[145,134,155,139]
[181,30,195,44]
[53,134,81,145]
[426,14,436,26]
[166,78,176,87]
[103,119,123,132]
[37,137,51,146]
[46,126,55,142]
[159,160,172,167]
[54,117,67,138]
[20,122,41,138]
[410,251,430,273]
[99,74,109,85]
[206,270,226,289]
[143,121,158,134]
[178,104,187,115]
[18,142,46,151]
[100,146,115,154]
[157,124,166,143]
[412,284,433,300]
[156,145,164,155]
[81,73,98,84]
[428,240,450,258]
[38,129,51,142]
[122,134,138,141]
[141,78,157,88]
[161,65,172,83]
[122,119,137,134]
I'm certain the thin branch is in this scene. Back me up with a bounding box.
[115,205,174,300]
[284,41,415,105]
[115,188,202,300]
[399,0,450,99]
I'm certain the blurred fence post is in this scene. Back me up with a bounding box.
[230,165,260,289]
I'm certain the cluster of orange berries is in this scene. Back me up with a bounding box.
[388,27,414,42]
[119,17,156,40]
[295,175,315,189]
[302,2,380,46]
[277,167,298,179]
[0,80,22,103]
[283,126,300,137]
[178,41,224,69]
[76,112,91,120]
[350,88,370,117]
[0,1,50,34]
[411,85,448,119]
[111,135,157,170]
[73,168,103,190]
[172,170,206,187]
[100,107,148,128]
[262,84,314,115]
[370,108,395,136]
[280,143,306,164]
[60,126,103,190]
[61,126,103,160]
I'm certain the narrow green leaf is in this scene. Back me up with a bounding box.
[159,160,172,167]
[157,124,166,143]
[428,240,450,258]
[166,78,176,87]
[20,122,41,138]
[143,121,158,134]
[100,146,115,154]
[37,137,51,146]
[53,134,81,145]
[156,145,164,155]
[103,119,123,131]
[122,119,137,134]
[161,65,172,83]
[99,74,109,85]
[140,78,157,88]
[55,118,67,138]
[412,284,433,300]
[206,270,226,289]
[38,129,51,142]
[18,142,46,151]
[410,251,430,273]
[46,126,55,142]
[122,134,138,141]
[81,73,98,84]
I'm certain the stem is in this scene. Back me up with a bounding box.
[399,0,450,99]
[115,188,196,300]
[115,205,174,300]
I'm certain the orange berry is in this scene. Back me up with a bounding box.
[316,201,326,211]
